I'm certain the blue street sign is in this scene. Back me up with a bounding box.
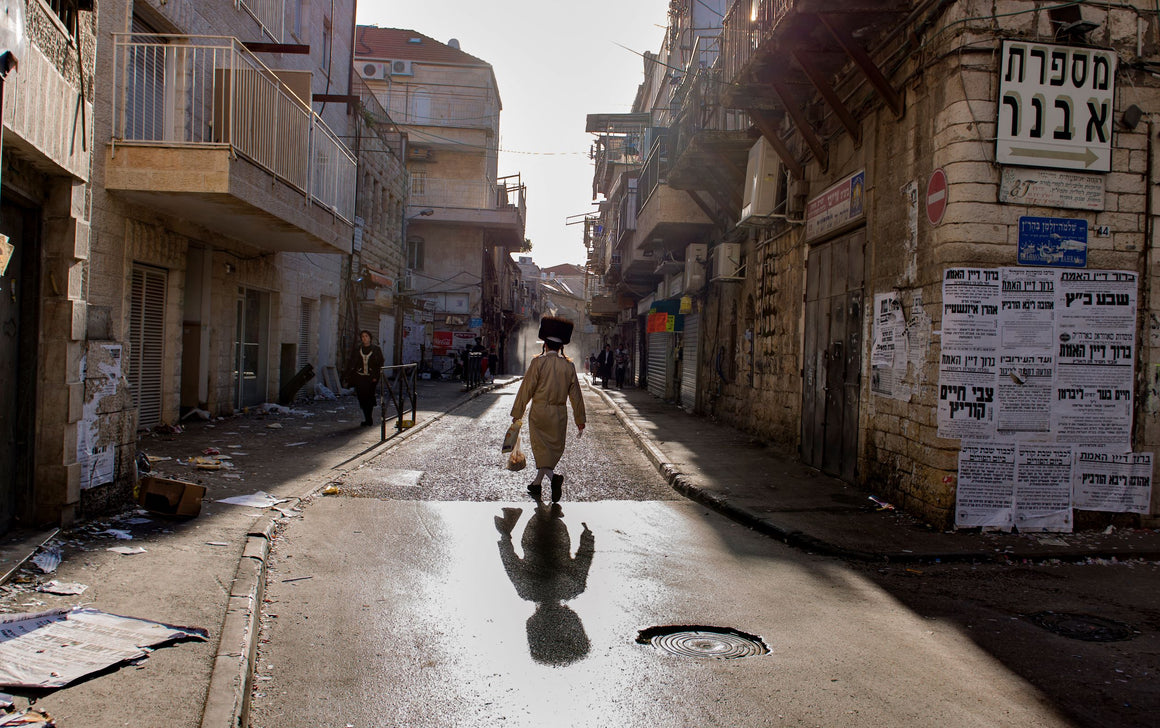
[469,317,483,328]
[1017,216,1087,267]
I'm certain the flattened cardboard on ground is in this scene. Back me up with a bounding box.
[0,607,207,689]
[136,476,205,517]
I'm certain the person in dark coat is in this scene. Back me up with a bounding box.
[596,344,614,388]
[346,330,385,426]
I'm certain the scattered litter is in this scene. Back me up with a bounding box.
[0,708,55,725]
[99,529,133,540]
[107,546,146,555]
[0,607,206,689]
[180,408,212,421]
[231,452,249,456]
[281,576,313,583]
[188,456,222,470]
[321,485,340,496]
[145,455,172,464]
[36,582,88,596]
[121,517,151,525]
[273,506,301,519]
[265,423,283,430]
[30,548,62,574]
[201,447,221,456]
[222,473,243,480]
[286,442,308,447]
[314,383,337,400]
[0,693,12,710]
[135,452,152,474]
[1104,525,1116,535]
[1037,536,1069,547]
[205,542,229,547]
[215,491,288,509]
[227,444,242,448]
[257,403,292,415]
[152,424,183,435]
[868,496,895,510]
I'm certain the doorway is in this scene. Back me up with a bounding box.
[0,200,39,533]
[801,230,865,482]
[234,288,270,409]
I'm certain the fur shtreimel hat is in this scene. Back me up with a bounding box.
[538,316,574,345]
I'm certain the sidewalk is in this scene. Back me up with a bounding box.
[591,382,1160,564]
[0,376,510,728]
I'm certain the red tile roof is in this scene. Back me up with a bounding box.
[355,26,490,67]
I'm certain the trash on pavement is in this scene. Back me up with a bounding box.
[189,456,222,470]
[265,422,283,429]
[0,708,55,726]
[106,546,146,555]
[205,542,228,547]
[286,441,307,447]
[868,496,895,510]
[321,484,341,495]
[180,408,211,421]
[216,491,288,508]
[99,529,132,540]
[0,607,207,689]
[137,476,206,517]
[35,582,88,596]
[30,548,62,574]
[201,447,221,456]
[0,693,12,710]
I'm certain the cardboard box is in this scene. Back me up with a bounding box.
[137,476,206,517]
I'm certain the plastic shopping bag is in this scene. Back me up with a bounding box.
[506,438,527,471]
[502,419,522,454]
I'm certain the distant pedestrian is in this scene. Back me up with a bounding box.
[596,344,614,388]
[509,316,586,503]
[345,330,384,427]
[614,345,628,389]
[488,348,497,381]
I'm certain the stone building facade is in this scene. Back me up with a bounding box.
[590,0,1160,529]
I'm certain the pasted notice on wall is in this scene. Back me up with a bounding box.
[870,292,908,400]
[1073,449,1153,514]
[956,444,1016,529]
[77,344,123,490]
[1014,446,1074,531]
[937,269,1000,439]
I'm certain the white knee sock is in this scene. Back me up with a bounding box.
[533,467,551,485]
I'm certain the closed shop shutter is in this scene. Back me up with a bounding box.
[298,298,316,371]
[681,313,699,410]
[129,265,167,428]
[647,331,673,400]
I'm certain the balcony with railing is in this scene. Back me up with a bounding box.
[633,130,713,259]
[105,34,357,254]
[409,172,526,247]
[667,36,751,216]
[237,0,283,42]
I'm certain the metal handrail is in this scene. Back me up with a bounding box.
[110,33,356,222]
[378,363,419,440]
[236,0,284,42]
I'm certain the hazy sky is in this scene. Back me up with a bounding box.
[356,1,668,269]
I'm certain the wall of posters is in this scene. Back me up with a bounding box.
[870,292,908,400]
[939,267,1151,529]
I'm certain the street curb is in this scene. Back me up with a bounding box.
[592,387,1160,566]
[201,380,510,728]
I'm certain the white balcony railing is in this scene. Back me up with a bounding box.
[237,0,284,42]
[111,34,356,222]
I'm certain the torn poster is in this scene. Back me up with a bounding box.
[870,292,909,400]
[0,607,206,689]
[1072,449,1153,514]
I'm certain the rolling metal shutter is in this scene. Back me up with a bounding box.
[129,265,167,428]
[297,298,316,371]
[680,313,699,410]
[647,331,673,400]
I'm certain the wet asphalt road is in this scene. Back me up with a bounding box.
[247,381,1074,727]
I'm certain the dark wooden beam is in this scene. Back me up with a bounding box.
[818,14,904,118]
[748,109,804,179]
[242,42,311,55]
[314,94,359,104]
[793,49,862,145]
[770,79,828,170]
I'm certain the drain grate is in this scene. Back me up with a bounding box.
[1027,611,1139,642]
[636,625,769,659]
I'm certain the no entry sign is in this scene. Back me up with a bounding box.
[926,168,947,226]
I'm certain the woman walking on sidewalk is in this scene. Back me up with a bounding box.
[345,330,384,426]
[509,316,586,503]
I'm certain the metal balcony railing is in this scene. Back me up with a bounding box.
[636,132,669,214]
[237,0,284,42]
[412,174,527,222]
[111,34,356,222]
[722,0,794,87]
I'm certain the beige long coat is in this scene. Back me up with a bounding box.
[510,351,586,469]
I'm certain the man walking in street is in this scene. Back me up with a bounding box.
[596,344,614,389]
[614,345,628,389]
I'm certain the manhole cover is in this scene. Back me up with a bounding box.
[1027,612,1138,642]
[636,625,769,659]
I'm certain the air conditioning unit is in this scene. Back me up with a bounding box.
[388,60,413,76]
[684,243,707,291]
[739,138,788,225]
[358,62,388,80]
[711,243,742,281]
[399,269,414,292]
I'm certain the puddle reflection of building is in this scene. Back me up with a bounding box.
[495,505,594,665]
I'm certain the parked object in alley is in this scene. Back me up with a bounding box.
[136,476,206,518]
[0,608,206,690]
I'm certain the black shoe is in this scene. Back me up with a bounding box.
[527,483,542,501]
[550,474,564,503]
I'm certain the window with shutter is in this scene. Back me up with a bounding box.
[129,265,167,428]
